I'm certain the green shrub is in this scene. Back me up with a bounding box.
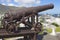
[52,22,59,27]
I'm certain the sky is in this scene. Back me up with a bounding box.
[0,0,60,14]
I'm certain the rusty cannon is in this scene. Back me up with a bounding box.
[4,4,54,21]
[1,3,54,33]
[0,3,54,40]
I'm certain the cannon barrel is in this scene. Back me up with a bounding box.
[4,3,54,21]
[33,4,54,12]
[24,3,54,16]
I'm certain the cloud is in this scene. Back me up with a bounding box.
[14,0,40,4]
[7,3,16,6]
[18,4,33,7]
[14,0,41,7]
[1,3,17,6]
[14,0,36,4]
[1,0,16,6]
[1,3,6,5]
[1,0,41,7]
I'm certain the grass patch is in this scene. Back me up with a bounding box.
[46,28,52,33]
[38,28,52,34]
[38,27,60,34]
[38,31,43,35]
[55,27,60,32]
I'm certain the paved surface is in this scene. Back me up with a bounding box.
[42,34,60,40]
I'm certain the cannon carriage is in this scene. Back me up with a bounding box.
[0,3,54,40]
[2,4,54,33]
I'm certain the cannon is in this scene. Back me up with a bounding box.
[4,4,54,21]
[2,3,54,33]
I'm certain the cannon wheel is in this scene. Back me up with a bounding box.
[1,19,13,33]
[1,19,7,29]
[2,19,18,33]
[6,23,16,33]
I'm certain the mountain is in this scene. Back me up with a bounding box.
[0,4,9,13]
[0,4,25,14]
[39,13,60,18]
[51,14,60,18]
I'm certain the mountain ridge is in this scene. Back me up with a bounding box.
[0,4,25,14]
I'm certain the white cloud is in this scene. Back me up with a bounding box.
[14,0,41,4]
[7,3,16,6]
[1,0,41,7]
[14,0,41,7]
[7,4,14,6]
[1,3,6,5]
[1,3,16,6]
[18,4,33,7]
[14,0,36,4]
